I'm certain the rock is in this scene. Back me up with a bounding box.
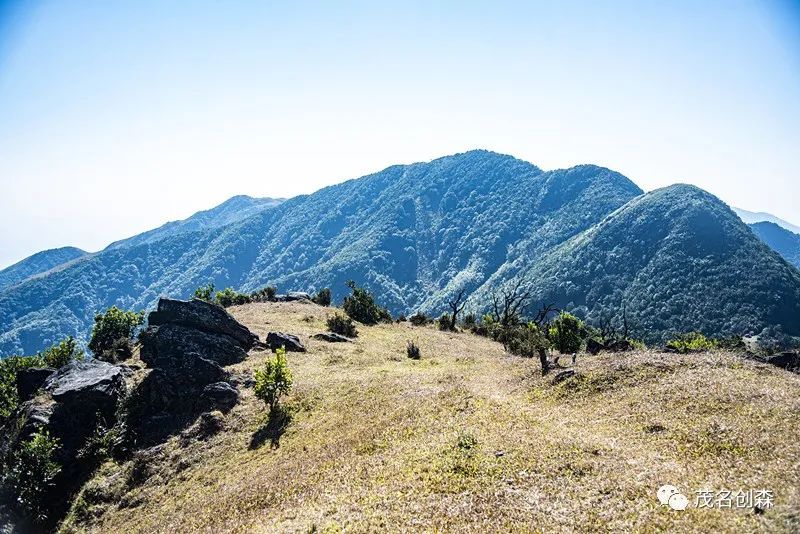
[148,298,258,348]
[202,382,239,412]
[764,352,800,372]
[606,339,633,352]
[45,359,124,406]
[551,369,577,385]
[266,332,306,352]
[286,291,312,301]
[16,367,55,401]
[140,323,248,367]
[312,332,352,343]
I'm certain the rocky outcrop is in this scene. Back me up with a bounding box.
[266,332,306,352]
[275,291,312,302]
[202,382,239,412]
[148,298,258,347]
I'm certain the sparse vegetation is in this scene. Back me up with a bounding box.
[666,331,718,353]
[192,283,215,302]
[215,287,252,308]
[326,313,358,338]
[251,285,278,303]
[4,430,61,523]
[437,312,452,331]
[88,306,144,362]
[40,336,84,368]
[406,340,421,359]
[409,312,430,326]
[312,288,332,306]
[254,346,293,413]
[342,280,391,325]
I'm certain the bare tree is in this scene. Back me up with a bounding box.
[490,278,532,329]
[532,302,558,327]
[447,286,468,331]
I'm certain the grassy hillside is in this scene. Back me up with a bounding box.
[62,301,800,533]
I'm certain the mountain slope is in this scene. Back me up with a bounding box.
[105,195,284,250]
[517,185,800,342]
[750,221,800,269]
[735,208,800,234]
[0,246,87,292]
[0,151,642,356]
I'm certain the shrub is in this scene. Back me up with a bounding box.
[438,313,453,331]
[0,355,45,419]
[326,313,358,338]
[397,313,407,322]
[40,336,84,369]
[254,347,293,412]
[312,288,332,306]
[462,313,477,329]
[5,430,61,523]
[666,332,718,353]
[215,287,252,308]
[406,340,421,359]
[409,312,430,326]
[251,285,278,302]
[192,283,215,302]
[88,307,144,362]
[548,312,585,354]
[342,281,391,325]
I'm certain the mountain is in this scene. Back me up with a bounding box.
[0,246,87,292]
[735,207,800,235]
[515,185,800,342]
[750,221,800,269]
[1,150,799,356]
[105,195,284,250]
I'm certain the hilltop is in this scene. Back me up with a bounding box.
[49,301,800,533]
[0,247,87,293]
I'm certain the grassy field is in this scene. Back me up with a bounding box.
[62,301,800,533]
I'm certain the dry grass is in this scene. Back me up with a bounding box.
[61,302,800,533]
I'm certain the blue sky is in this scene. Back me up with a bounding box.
[0,0,798,268]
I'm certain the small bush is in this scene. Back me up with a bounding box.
[342,281,391,325]
[462,313,477,329]
[548,312,585,354]
[254,347,293,412]
[406,340,421,359]
[312,288,332,306]
[437,313,453,331]
[397,313,407,322]
[251,285,278,302]
[409,312,430,326]
[5,430,61,523]
[89,307,144,362]
[326,313,358,338]
[505,323,550,358]
[215,287,252,308]
[192,283,215,302]
[41,336,84,369]
[666,332,718,353]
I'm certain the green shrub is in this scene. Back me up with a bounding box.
[193,283,215,302]
[406,340,421,359]
[88,306,144,362]
[505,322,550,358]
[409,312,430,326]
[312,288,332,306]
[251,285,277,302]
[438,312,453,331]
[326,313,358,338]
[462,313,477,329]
[40,336,84,369]
[548,312,585,354]
[342,281,391,325]
[0,355,45,419]
[215,287,252,308]
[5,430,61,523]
[254,346,293,412]
[666,332,718,353]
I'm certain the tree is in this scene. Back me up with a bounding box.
[254,347,293,412]
[41,336,84,368]
[447,286,468,331]
[312,287,332,306]
[548,312,585,354]
[490,279,532,330]
[193,283,215,302]
[88,307,144,362]
[342,280,391,325]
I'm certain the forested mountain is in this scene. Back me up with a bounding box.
[105,195,283,250]
[1,150,799,356]
[750,221,800,269]
[0,246,87,292]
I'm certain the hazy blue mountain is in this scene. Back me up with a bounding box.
[105,195,284,250]
[750,221,800,269]
[1,151,799,356]
[735,208,800,235]
[0,246,87,292]
[513,185,800,342]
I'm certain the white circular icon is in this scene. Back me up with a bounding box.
[657,485,680,505]
[668,493,689,511]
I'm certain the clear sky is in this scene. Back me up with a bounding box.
[0,0,799,268]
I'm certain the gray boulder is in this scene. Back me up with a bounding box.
[202,382,239,412]
[148,298,258,348]
[139,323,248,367]
[312,332,352,343]
[266,332,306,352]
[45,359,124,406]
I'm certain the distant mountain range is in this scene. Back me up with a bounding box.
[735,207,800,235]
[0,246,87,293]
[749,222,800,269]
[1,150,799,356]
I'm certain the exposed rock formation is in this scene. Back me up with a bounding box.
[312,332,352,343]
[265,332,306,352]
